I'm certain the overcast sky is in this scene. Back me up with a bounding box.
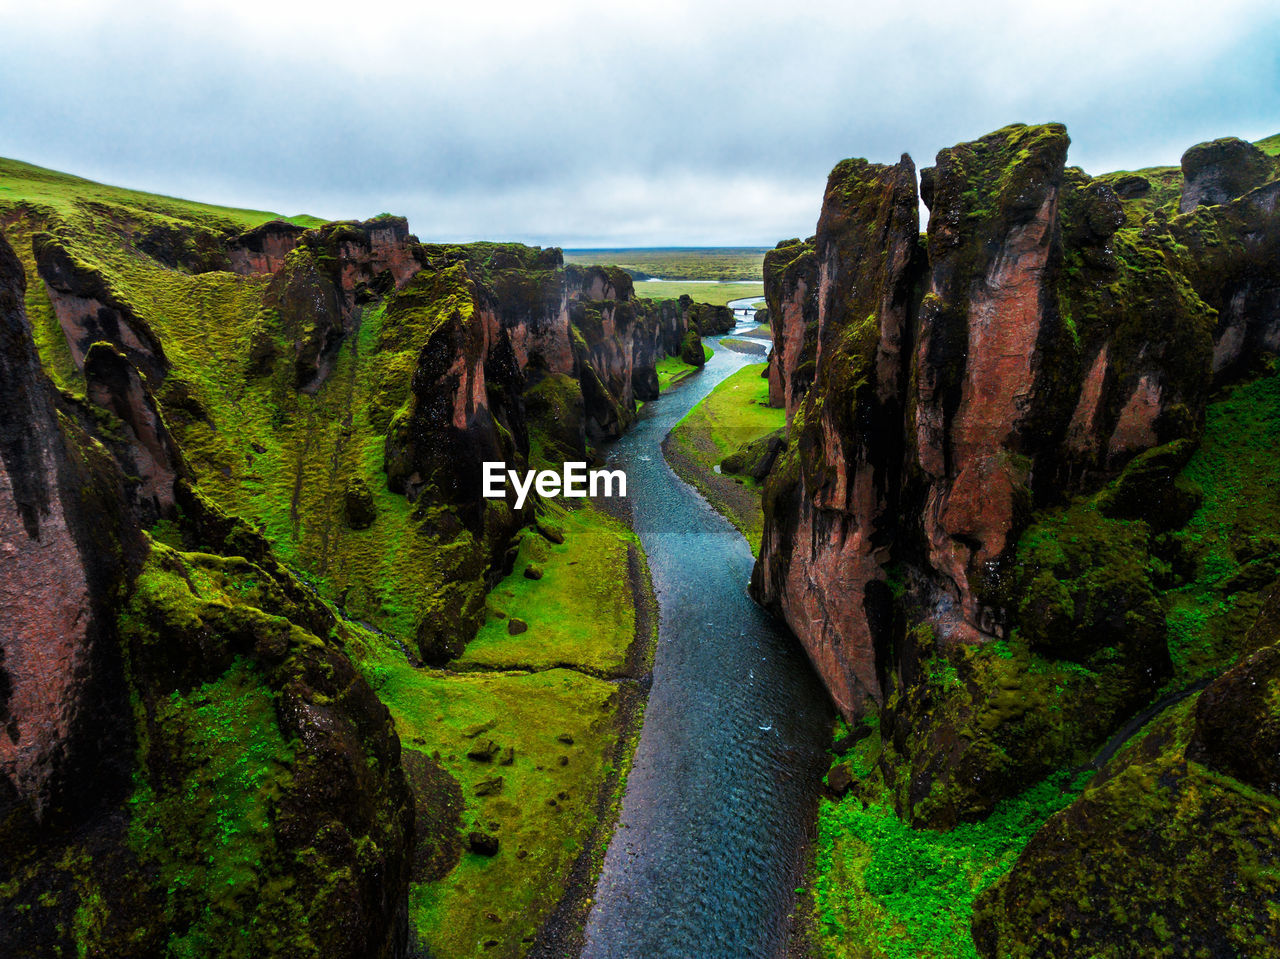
[1,0,1277,247]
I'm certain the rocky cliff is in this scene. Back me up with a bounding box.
[0,229,414,958]
[758,125,1280,954]
[754,122,1266,719]
[0,159,693,955]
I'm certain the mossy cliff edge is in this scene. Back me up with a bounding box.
[0,158,698,956]
[753,126,1280,955]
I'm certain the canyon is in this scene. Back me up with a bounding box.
[1,119,1279,959]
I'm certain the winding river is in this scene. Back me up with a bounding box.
[580,323,833,958]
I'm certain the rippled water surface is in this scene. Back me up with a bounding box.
[581,334,833,959]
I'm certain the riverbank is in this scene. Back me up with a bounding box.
[663,360,783,554]
[345,499,659,958]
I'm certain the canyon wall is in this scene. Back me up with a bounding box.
[0,174,694,953]
[754,123,1280,720]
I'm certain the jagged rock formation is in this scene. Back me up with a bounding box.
[0,232,139,833]
[0,156,701,954]
[0,231,414,958]
[762,238,818,414]
[752,122,1277,718]
[759,124,1280,953]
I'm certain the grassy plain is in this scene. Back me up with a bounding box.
[664,362,783,552]
[633,280,764,306]
[562,247,766,281]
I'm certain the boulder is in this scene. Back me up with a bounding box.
[720,428,786,480]
[1180,136,1275,212]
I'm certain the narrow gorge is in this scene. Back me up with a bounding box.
[1,118,1279,959]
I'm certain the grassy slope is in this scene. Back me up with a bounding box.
[809,364,1280,959]
[0,159,656,956]
[0,156,324,229]
[1165,367,1280,683]
[813,720,1088,959]
[458,503,639,676]
[664,361,783,553]
[1256,133,1280,156]
[352,499,654,957]
[655,354,701,392]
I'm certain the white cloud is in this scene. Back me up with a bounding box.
[0,0,1276,244]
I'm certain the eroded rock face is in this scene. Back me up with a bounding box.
[227,219,307,274]
[914,127,1074,642]
[755,122,1276,720]
[752,155,921,714]
[0,233,137,830]
[1,229,415,957]
[33,232,168,383]
[762,239,818,416]
[84,342,188,524]
[1174,180,1280,380]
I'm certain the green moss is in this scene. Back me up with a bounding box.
[457,503,640,676]
[1256,133,1280,157]
[813,768,1088,959]
[349,626,625,958]
[973,752,1280,957]
[126,662,298,958]
[655,354,700,392]
[1165,366,1280,678]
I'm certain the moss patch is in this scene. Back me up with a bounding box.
[350,627,623,958]
[457,503,640,676]
[655,353,701,392]
[813,768,1088,959]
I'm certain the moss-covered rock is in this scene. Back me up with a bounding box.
[343,477,377,529]
[679,327,705,367]
[720,427,785,480]
[1179,136,1277,212]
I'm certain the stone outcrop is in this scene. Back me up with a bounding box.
[0,232,139,832]
[0,229,415,959]
[972,588,1280,956]
[33,232,169,383]
[227,219,307,274]
[755,122,1276,721]
[762,238,818,415]
[1179,136,1276,212]
[1173,179,1280,380]
[753,155,921,714]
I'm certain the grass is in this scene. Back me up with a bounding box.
[457,502,640,676]
[1255,133,1280,156]
[655,354,702,392]
[813,769,1090,959]
[665,362,784,552]
[630,280,764,306]
[344,495,653,957]
[0,155,322,230]
[562,247,766,282]
[352,636,626,958]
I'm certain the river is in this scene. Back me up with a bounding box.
[579,327,833,958]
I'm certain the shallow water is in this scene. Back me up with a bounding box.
[580,339,833,959]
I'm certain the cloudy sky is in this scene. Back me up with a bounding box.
[1,0,1277,246]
